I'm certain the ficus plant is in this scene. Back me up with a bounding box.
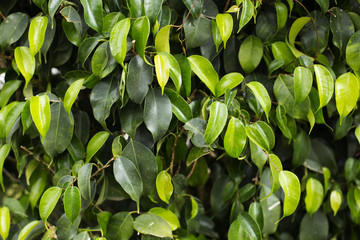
[1,0,360,239]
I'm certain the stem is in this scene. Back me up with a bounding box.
[0,12,5,20]
[223,0,231,12]
[170,128,185,175]
[91,158,115,178]
[187,159,198,179]
[264,151,280,172]
[20,146,56,174]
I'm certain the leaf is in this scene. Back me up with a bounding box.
[314,64,334,110]
[127,0,142,18]
[144,88,172,141]
[215,73,244,98]
[275,1,288,30]
[247,81,271,121]
[131,16,150,61]
[133,213,173,238]
[126,56,153,104]
[4,101,25,141]
[188,55,219,95]
[107,212,134,240]
[156,170,173,204]
[238,0,254,33]
[39,186,62,222]
[64,186,81,223]
[224,117,246,158]
[28,16,48,56]
[144,0,163,25]
[249,202,264,230]
[78,37,100,67]
[0,12,29,49]
[157,52,182,93]
[91,42,108,77]
[30,95,51,138]
[0,144,11,191]
[183,15,212,49]
[292,130,311,168]
[14,47,35,87]
[315,0,329,14]
[90,76,120,129]
[287,17,311,58]
[120,101,143,139]
[182,0,203,19]
[239,35,263,74]
[228,217,248,240]
[294,66,313,105]
[42,102,74,158]
[0,80,22,108]
[236,211,262,240]
[330,190,342,216]
[110,18,130,67]
[278,170,301,219]
[149,207,180,231]
[78,163,93,201]
[164,88,193,123]
[212,20,222,52]
[250,141,267,174]
[245,121,275,152]
[346,31,360,73]
[216,13,233,49]
[174,54,192,97]
[49,0,62,24]
[18,220,42,240]
[356,126,360,144]
[155,25,171,53]
[85,131,110,163]
[0,207,10,240]
[275,105,292,139]
[266,154,283,200]
[64,79,84,115]
[299,211,329,240]
[335,72,359,125]
[204,101,228,145]
[80,0,103,33]
[330,8,355,55]
[154,54,170,94]
[305,178,324,216]
[29,170,48,210]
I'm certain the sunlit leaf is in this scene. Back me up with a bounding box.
[14,47,35,87]
[156,170,173,204]
[245,121,275,152]
[279,170,301,219]
[133,213,172,238]
[85,131,110,163]
[109,18,130,68]
[30,95,51,138]
[305,178,324,216]
[330,190,342,216]
[204,101,228,145]
[247,81,271,121]
[216,13,233,49]
[39,186,62,221]
[224,117,246,158]
[28,16,48,56]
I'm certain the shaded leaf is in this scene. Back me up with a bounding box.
[239,35,263,73]
[107,212,134,240]
[330,8,355,55]
[78,163,93,201]
[0,144,11,191]
[236,211,262,240]
[346,31,360,73]
[164,88,193,123]
[0,13,29,49]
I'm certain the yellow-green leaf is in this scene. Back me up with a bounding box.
[109,18,130,68]
[39,186,62,222]
[294,66,313,105]
[86,131,110,163]
[0,207,10,240]
[14,47,35,87]
[30,95,51,138]
[156,170,173,204]
[18,220,42,240]
[154,54,170,94]
[204,101,228,145]
[215,73,244,98]
[0,144,11,191]
[149,207,180,231]
[238,0,254,33]
[224,117,246,158]
[330,190,342,216]
[305,178,324,216]
[155,25,171,53]
[28,16,48,56]
[131,16,150,61]
[216,13,233,49]
[279,170,301,219]
[64,79,85,115]
[245,121,275,152]
[314,64,334,111]
[247,81,271,121]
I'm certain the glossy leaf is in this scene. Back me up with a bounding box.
[80,0,103,33]
[330,8,355,55]
[294,66,313,105]
[110,18,130,67]
[247,81,271,121]
[30,95,51,138]
[0,80,22,108]
[183,0,203,19]
[85,131,110,163]
[204,101,228,145]
[356,126,360,144]
[164,88,193,123]
[279,170,301,219]
[144,0,162,25]
[245,121,275,152]
[275,1,288,30]
[49,0,62,24]
[314,65,334,110]
[64,186,81,223]
[131,16,150,60]
[224,117,246,158]
[215,72,244,98]
[212,20,222,52]
[238,0,254,33]
[91,42,108,77]
[149,207,180,231]
[28,16,48,56]
[154,54,170,94]
[305,178,324,216]
[249,202,264,231]
[330,190,342,216]
[267,154,283,199]
[0,13,29,49]
[119,101,143,139]
[216,13,233,49]
[78,163,93,201]
[107,212,134,240]
[346,31,360,73]
[4,101,25,141]
[236,211,262,240]
[183,14,212,49]
[250,141,267,174]
[275,105,292,139]
[0,207,10,240]
[156,170,173,204]
[39,186,62,221]
[64,79,84,115]
[239,35,263,74]
[158,52,182,93]
[14,47,35,87]
[292,130,311,168]
[0,144,11,191]
[287,17,311,58]
[18,220,42,240]
[299,211,329,240]
[155,25,171,53]
[133,213,172,238]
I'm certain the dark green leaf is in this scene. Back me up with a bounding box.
[131,16,150,61]
[80,0,103,32]
[299,211,328,240]
[78,163,93,201]
[48,0,62,24]
[144,0,163,25]
[183,0,203,18]
[164,88,193,123]
[183,15,211,49]
[236,211,262,240]
[330,8,355,55]
[120,101,143,139]
[107,212,134,240]
[0,12,29,49]
[64,186,81,223]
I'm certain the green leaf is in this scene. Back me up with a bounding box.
[0,144,11,191]
[131,16,150,61]
[91,42,108,77]
[249,202,264,230]
[356,126,360,144]
[238,35,263,74]
[80,0,103,32]
[110,18,130,67]
[315,0,329,14]
[64,79,84,115]
[314,64,334,110]
[30,95,51,138]
[238,0,254,33]
[330,8,355,55]
[149,207,180,231]
[245,121,275,152]
[188,55,219,95]
[127,0,142,18]
[228,217,248,240]
[0,13,29,49]
[250,141,267,174]
[186,146,210,166]
[271,41,297,72]
[247,81,271,121]
[103,12,126,37]
[164,88,193,123]
[305,178,324,216]
[155,25,171,53]
[144,0,163,25]
[126,56,153,104]
[275,1,288,30]
[224,117,246,158]
[204,101,228,145]
[0,207,10,240]
[275,105,292,139]
[49,0,62,24]
[39,186,62,222]
[287,17,311,58]
[346,31,360,73]
[294,66,313,105]
[299,211,329,240]
[183,15,211,49]
[28,16,48,56]
[335,72,359,125]
[119,101,143,139]
[78,37,100,68]
[42,102,74,158]
[78,163,93,201]
[183,0,203,18]
[157,52,182,93]
[236,211,262,240]
[216,13,233,49]
[278,170,301,219]
[330,190,342,216]
[133,213,173,238]
[14,47,35,87]
[4,101,25,141]
[156,170,173,204]
[0,80,22,108]
[292,130,311,168]
[154,54,170,94]
[174,54,192,97]
[107,212,134,240]
[144,88,172,141]
[64,186,81,223]
[212,20,222,52]
[85,131,110,163]
[29,170,48,210]
[90,76,120,129]
[18,220,42,240]
[215,73,244,98]
[267,154,283,200]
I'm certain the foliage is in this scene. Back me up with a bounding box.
[1,0,360,239]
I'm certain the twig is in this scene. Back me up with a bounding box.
[20,146,56,174]
[170,128,185,175]
[0,12,5,20]
[264,150,280,172]
[3,168,21,184]
[179,0,199,29]
[187,159,198,179]
[223,0,232,12]
[91,158,115,178]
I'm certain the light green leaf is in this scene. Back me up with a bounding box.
[335,72,359,125]
[216,13,233,49]
[4,101,25,141]
[155,54,170,94]
[164,88,193,123]
[0,207,10,240]
[355,126,360,144]
[174,54,192,97]
[249,202,264,231]
[245,121,275,152]
[80,0,103,32]
[247,81,271,121]
[188,55,219,95]
[204,101,228,145]
[0,13,29,49]
[110,18,130,68]
[236,211,262,240]
[250,141,267,174]
[39,186,62,221]
[279,170,301,219]
[239,35,263,74]
[275,1,288,30]
[287,17,311,58]
[267,154,283,200]
[85,131,110,163]
[330,190,342,216]
[49,0,62,24]
[64,79,84,115]
[305,178,324,216]
[156,170,173,204]
[314,64,334,110]
[30,95,51,138]
[133,213,173,238]
[0,144,11,191]
[215,72,244,98]
[157,52,182,93]
[64,186,81,223]
[212,20,222,52]
[224,117,246,158]
[15,47,35,87]
[294,66,313,105]
[131,16,150,61]
[155,25,171,53]
[238,0,254,33]
[18,220,42,240]
[28,16,48,56]
[149,207,180,231]
[346,31,360,73]
[78,163,93,201]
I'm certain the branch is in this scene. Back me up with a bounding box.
[20,146,56,174]
[264,150,280,172]
[170,128,185,175]
[91,158,116,178]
